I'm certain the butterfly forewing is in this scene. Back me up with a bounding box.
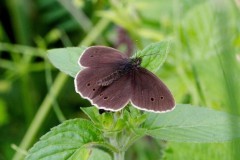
[91,74,131,111]
[80,46,127,67]
[75,46,131,111]
[130,68,175,112]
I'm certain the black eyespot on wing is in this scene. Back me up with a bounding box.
[103,97,108,100]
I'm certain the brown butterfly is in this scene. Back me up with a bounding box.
[75,46,175,113]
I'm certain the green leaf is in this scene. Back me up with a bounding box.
[181,2,217,60]
[87,148,112,160]
[26,118,105,160]
[47,47,86,77]
[136,41,171,73]
[69,148,92,160]
[81,107,101,125]
[143,104,240,142]
[70,148,111,160]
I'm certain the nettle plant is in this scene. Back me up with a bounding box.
[26,42,240,160]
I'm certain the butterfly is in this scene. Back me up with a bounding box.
[74,46,175,113]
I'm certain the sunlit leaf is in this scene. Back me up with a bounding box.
[47,47,86,77]
[26,119,105,160]
[143,104,240,142]
[70,148,111,160]
[136,41,170,73]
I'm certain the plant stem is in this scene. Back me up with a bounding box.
[0,42,45,57]
[80,18,110,46]
[109,136,125,160]
[108,113,126,160]
[114,151,125,160]
[12,73,68,160]
[58,0,92,32]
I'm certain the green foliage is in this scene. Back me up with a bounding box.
[137,41,171,73]
[48,47,86,77]
[25,43,240,160]
[144,104,240,142]
[26,104,240,160]
[26,119,109,160]
[1,0,240,160]
[0,99,8,125]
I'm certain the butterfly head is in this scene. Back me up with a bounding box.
[131,57,142,68]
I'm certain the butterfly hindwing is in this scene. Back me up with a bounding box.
[130,68,175,112]
[75,67,116,100]
[91,74,131,111]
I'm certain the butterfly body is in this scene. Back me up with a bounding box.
[97,57,142,87]
[75,46,175,113]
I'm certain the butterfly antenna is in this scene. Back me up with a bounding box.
[138,40,171,58]
[139,52,163,58]
[131,42,139,58]
[131,48,140,58]
[132,39,145,58]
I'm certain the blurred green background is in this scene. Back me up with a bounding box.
[0,0,240,160]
